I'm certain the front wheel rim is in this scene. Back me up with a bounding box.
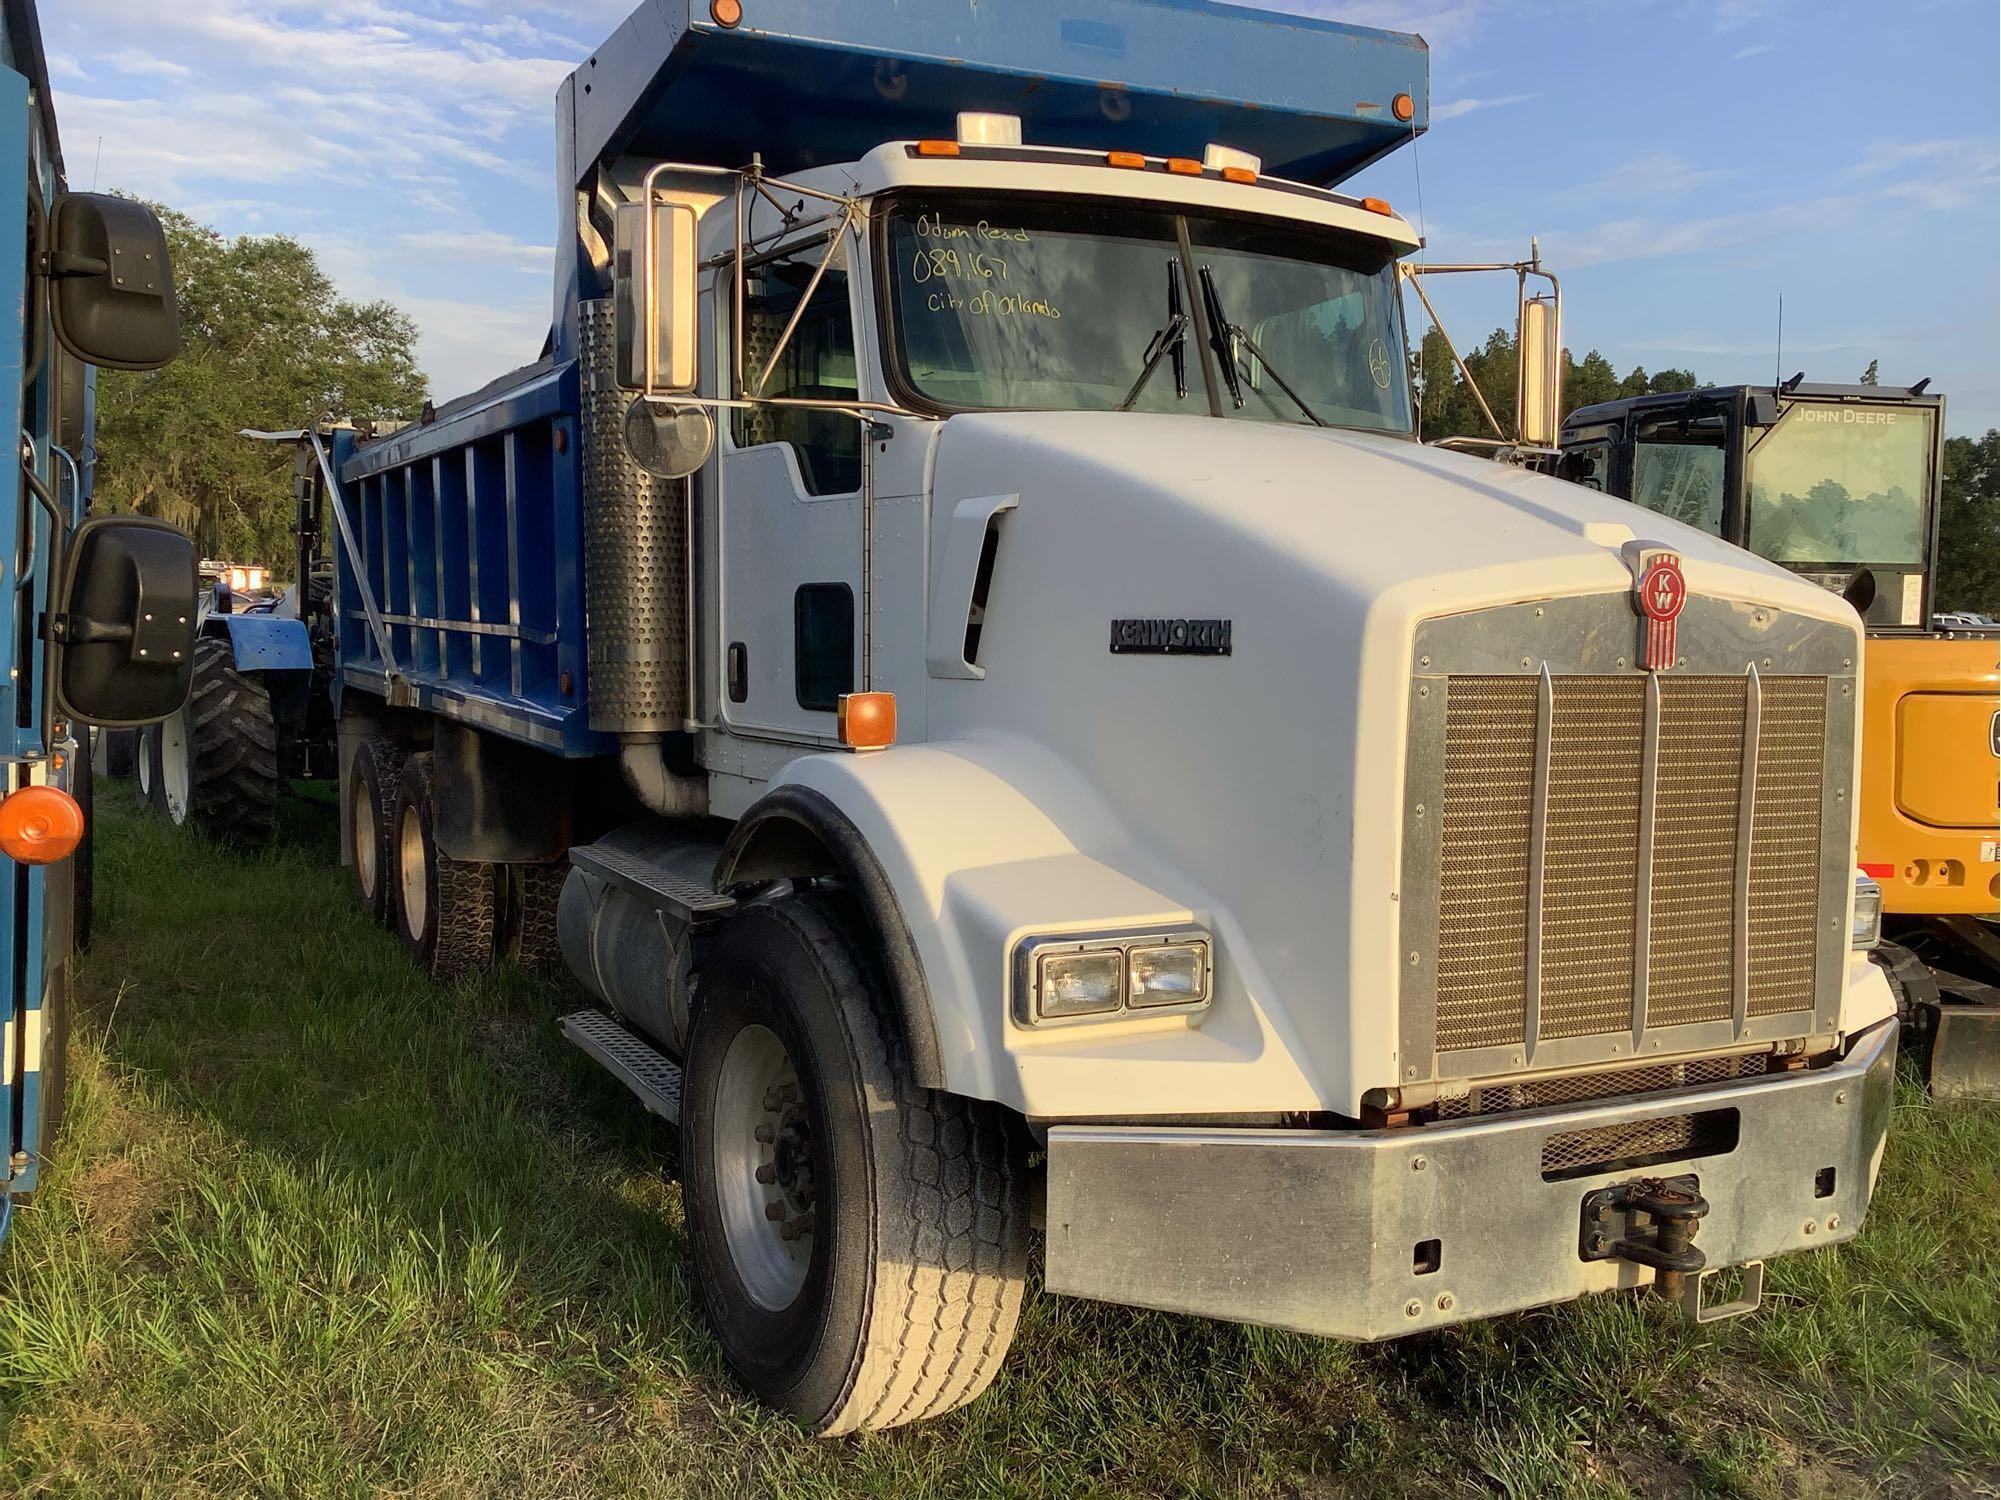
[711,1022,817,1311]
[398,805,428,939]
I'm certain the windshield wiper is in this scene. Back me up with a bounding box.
[1117,260,1190,412]
[1198,265,1327,427]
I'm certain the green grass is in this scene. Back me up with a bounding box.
[1,787,1994,1498]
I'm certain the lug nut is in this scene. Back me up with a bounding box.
[780,1213,814,1242]
[765,1202,785,1221]
[754,1163,776,1185]
[753,1123,775,1144]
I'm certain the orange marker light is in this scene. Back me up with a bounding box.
[1392,92,1415,123]
[1166,157,1204,176]
[916,139,961,157]
[1221,165,1258,184]
[0,785,84,866]
[838,692,898,751]
[1361,196,1395,216]
[1106,150,1146,169]
[709,0,743,27]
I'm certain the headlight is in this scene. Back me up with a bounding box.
[1036,950,1125,1019]
[1852,872,1883,950]
[1014,930,1213,1026]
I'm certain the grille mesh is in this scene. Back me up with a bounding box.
[1432,672,1828,1060]
[1436,679,1538,1051]
[1749,679,1829,1017]
[1434,1051,1769,1120]
[1540,1108,1739,1181]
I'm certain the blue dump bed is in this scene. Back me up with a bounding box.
[575,0,1428,187]
[331,1,1430,758]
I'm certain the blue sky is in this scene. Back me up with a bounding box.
[45,0,2000,433]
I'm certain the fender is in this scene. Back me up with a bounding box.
[206,612,313,673]
[732,741,1328,1117]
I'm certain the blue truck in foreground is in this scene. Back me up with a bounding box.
[0,0,196,1241]
[176,0,1895,1433]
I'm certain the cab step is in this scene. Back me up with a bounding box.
[560,1009,684,1125]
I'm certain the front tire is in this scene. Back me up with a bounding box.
[682,893,1029,1434]
[390,754,496,981]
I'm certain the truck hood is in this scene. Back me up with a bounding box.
[916,410,1862,1114]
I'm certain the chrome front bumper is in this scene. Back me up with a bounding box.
[1043,1020,1898,1340]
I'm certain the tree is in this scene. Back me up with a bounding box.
[1860,359,1880,386]
[1411,322,1704,442]
[93,205,428,566]
[1936,429,1998,616]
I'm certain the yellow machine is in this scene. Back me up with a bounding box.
[1557,382,1998,1093]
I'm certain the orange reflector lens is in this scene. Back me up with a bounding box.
[838,692,898,750]
[1361,196,1394,215]
[1221,166,1258,184]
[1392,92,1415,123]
[916,139,961,157]
[1166,157,1204,176]
[0,785,84,866]
[1106,150,1146,169]
[709,0,743,26]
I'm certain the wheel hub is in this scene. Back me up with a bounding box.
[159,713,190,824]
[354,779,379,900]
[712,1023,817,1309]
[398,804,428,938]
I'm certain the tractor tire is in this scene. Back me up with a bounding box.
[348,736,410,926]
[390,754,496,982]
[147,637,280,846]
[681,892,1029,1435]
[502,860,568,972]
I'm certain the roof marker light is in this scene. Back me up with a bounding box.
[1202,144,1262,176]
[1166,157,1204,176]
[957,111,1023,146]
[1221,166,1257,185]
[916,139,961,157]
[1106,150,1146,169]
[1361,196,1395,215]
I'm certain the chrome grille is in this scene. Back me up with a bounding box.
[1429,669,1830,1063]
[1539,1108,1739,1181]
[1433,1051,1769,1120]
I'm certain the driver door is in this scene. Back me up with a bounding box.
[718,235,867,743]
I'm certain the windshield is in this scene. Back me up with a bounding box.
[1746,401,1933,565]
[883,194,1413,434]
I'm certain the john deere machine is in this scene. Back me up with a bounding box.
[1557,382,1998,1094]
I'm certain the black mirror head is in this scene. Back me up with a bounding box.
[48,194,181,372]
[1744,390,1783,428]
[52,515,199,727]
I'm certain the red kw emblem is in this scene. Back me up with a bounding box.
[1633,551,1686,671]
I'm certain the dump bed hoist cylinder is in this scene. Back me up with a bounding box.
[578,298,688,732]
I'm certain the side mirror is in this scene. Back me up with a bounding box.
[46,193,181,372]
[50,515,199,727]
[613,199,699,392]
[1516,293,1561,448]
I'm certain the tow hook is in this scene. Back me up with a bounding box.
[1578,1175,1766,1324]
[1580,1175,1709,1297]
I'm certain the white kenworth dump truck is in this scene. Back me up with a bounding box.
[286,0,1897,1434]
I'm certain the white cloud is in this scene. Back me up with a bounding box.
[1570,152,1737,201]
[1732,43,1772,60]
[1432,92,1537,123]
[398,229,553,275]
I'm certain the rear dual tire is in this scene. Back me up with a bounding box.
[389,754,496,983]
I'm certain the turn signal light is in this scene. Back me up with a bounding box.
[1106,150,1146,169]
[1361,196,1394,215]
[1165,157,1204,176]
[915,139,961,157]
[0,785,84,866]
[838,692,897,750]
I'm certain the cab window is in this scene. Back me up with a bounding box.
[1630,412,1727,533]
[731,239,862,496]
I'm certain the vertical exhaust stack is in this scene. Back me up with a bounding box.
[577,297,689,735]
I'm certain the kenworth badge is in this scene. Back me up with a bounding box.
[1632,549,1687,671]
